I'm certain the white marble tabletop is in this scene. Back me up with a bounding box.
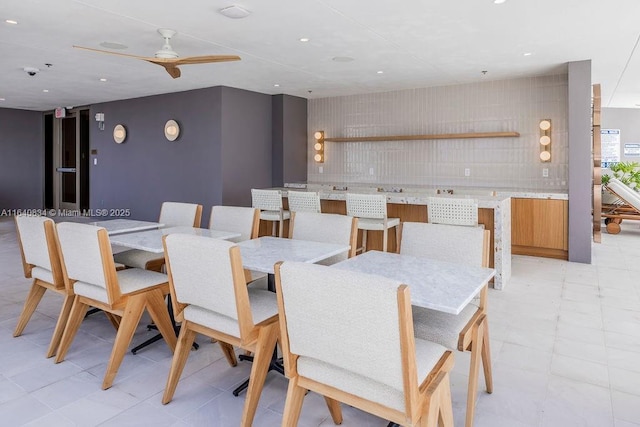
[109,226,240,253]
[237,237,350,274]
[332,250,495,315]
[89,219,164,235]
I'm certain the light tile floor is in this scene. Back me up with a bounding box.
[1,216,640,426]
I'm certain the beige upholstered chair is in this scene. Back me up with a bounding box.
[289,211,357,265]
[208,205,260,243]
[13,215,71,358]
[286,191,321,213]
[162,234,279,427]
[346,193,400,253]
[54,222,177,390]
[275,261,454,427]
[251,188,290,237]
[398,221,492,427]
[427,197,478,226]
[114,201,202,271]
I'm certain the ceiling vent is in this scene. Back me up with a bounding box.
[219,5,251,19]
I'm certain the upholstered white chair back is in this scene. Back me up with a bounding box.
[209,206,258,242]
[400,222,484,267]
[251,189,283,212]
[287,191,321,213]
[290,212,354,264]
[427,197,478,226]
[15,215,54,271]
[608,178,640,211]
[346,193,387,219]
[278,262,405,393]
[57,222,108,289]
[159,202,201,227]
[164,234,239,321]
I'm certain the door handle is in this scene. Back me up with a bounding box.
[56,167,77,173]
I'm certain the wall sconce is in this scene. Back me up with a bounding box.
[113,124,127,144]
[313,131,324,163]
[539,119,551,162]
[95,112,105,131]
[164,119,180,141]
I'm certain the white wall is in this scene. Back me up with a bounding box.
[307,74,568,190]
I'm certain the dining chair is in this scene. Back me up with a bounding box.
[346,193,400,253]
[275,261,455,427]
[427,197,478,226]
[54,222,178,390]
[13,215,72,358]
[162,234,279,427]
[251,188,290,237]
[289,211,357,265]
[286,191,321,213]
[114,201,202,271]
[398,221,492,427]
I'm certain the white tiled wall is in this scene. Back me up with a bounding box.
[308,74,568,190]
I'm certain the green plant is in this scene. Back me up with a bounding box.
[603,162,640,191]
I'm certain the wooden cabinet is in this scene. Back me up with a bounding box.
[512,198,568,259]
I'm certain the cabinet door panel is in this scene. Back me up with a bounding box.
[512,198,534,246]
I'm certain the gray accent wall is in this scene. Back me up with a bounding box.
[568,60,592,263]
[0,108,43,210]
[272,95,308,187]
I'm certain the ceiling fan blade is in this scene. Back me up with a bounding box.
[73,45,154,61]
[173,55,241,65]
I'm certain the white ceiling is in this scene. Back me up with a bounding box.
[2,0,640,111]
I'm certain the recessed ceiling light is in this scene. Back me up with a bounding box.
[332,56,354,62]
[494,0,507,3]
[42,89,49,93]
[219,5,251,19]
[99,78,107,82]
[0,98,5,101]
[274,84,280,87]
[5,19,18,25]
[377,70,384,74]
[523,52,532,56]
[99,42,128,50]
[299,38,310,42]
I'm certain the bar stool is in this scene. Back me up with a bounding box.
[346,193,400,253]
[251,189,290,237]
[286,190,321,213]
[427,197,478,226]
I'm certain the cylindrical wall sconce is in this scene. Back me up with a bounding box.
[539,119,551,162]
[314,131,324,163]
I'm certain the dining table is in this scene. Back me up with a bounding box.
[109,226,241,252]
[331,250,495,314]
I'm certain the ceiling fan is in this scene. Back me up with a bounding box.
[74,29,241,79]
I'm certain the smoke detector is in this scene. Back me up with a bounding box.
[219,5,251,19]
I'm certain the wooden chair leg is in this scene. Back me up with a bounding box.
[13,282,46,337]
[382,228,388,252]
[324,396,343,424]
[145,288,178,353]
[104,312,121,330]
[46,294,74,358]
[219,342,238,366]
[162,324,197,404]
[438,372,454,427]
[464,320,484,427]
[282,377,307,427]
[102,294,147,390]
[362,229,368,253]
[481,317,493,393]
[279,219,284,238]
[241,323,279,427]
[55,296,89,363]
[272,221,277,237]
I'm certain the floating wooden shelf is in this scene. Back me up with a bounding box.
[324,131,520,142]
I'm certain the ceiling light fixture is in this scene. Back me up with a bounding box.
[274,84,280,87]
[42,89,49,93]
[299,37,310,42]
[219,5,251,19]
[5,19,18,25]
[523,52,532,56]
[99,78,107,82]
[377,70,384,74]
[493,0,507,4]
[0,98,5,101]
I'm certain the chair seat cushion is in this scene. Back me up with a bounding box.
[113,249,164,269]
[183,288,278,338]
[259,210,290,221]
[31,266,54,284]
[412,303,478,349]
[73,268,168,304]
[297,337,447,412]
[357,217,400,231]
